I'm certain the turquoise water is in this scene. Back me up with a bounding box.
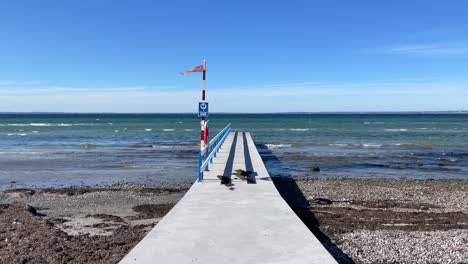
[0,113,467,189]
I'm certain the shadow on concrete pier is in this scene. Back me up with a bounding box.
[256,143,354,264]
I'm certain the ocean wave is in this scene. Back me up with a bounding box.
[329,143,382,148]
[329,142,434,149]
[437,156,460,162]
[289,128,309,131]
[390,143,410,147]
[364,122,385,125]
[392,143,434,150]
[6,123,94,127]
[130,143,197,149]
[362,144,382,148]
[145,128,152,132]
[151,144,198,149]
[7,133,28,136]
[82,144,97,150]
[329,143,350,147]
[184,129,193,131]
[0,151,45,155]
[384,128,408,132]
[7,123,50,127]
[266,144,292,148]
[130,144,153,148]
[163,129,175,131]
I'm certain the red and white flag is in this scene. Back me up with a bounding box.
[180,65,204,75]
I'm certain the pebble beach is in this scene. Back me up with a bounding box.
[1,178,466,263]
[294,178,468,263]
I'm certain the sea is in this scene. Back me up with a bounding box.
[1,113,467,190]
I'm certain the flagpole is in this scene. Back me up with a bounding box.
[202,59,208,145]
[198,59,207,182]
[202,59,206,101]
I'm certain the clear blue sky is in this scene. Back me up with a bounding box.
[1,0,467,112]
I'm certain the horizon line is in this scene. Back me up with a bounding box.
[1,111,468,115]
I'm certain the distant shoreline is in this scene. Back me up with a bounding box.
[1,111,468,115]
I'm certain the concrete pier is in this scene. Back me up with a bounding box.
[120,132,336,264]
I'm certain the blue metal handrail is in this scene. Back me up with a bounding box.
[198,123,231,182]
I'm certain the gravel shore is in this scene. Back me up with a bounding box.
[1,179,466,263]
[0,184,189,263]
[292,178,468,264]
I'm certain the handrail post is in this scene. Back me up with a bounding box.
[205,143,211,171]
[198,151,203,182]
[214,137,218,158]
[210,145,214,163]
[205,144,209,171]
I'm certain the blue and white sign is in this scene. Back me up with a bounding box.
[198,102,209,117]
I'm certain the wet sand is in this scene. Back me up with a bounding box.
[1,179,467,263]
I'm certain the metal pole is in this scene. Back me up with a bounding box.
[198,151,202,182]
[202,59,208,145]
[198,59,207,182]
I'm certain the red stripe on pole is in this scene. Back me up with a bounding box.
[202,70,206,80]
[202,90,206,101]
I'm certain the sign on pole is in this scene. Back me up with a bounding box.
[198,102,209,117]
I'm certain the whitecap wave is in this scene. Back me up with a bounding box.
[329,143,349,147]
[8,123,49,127]
[145,128,152,132]
[7,133,28,136]
[362,144,382,148]
[7,123,92,127]
[30,123,52,127]
[0,151,42,155]
[289,128,309,131]
[266,144,292,148]
[364,122,385,125]
[384,128,408,132]
[163,129,175,131]
[184,129,193,131]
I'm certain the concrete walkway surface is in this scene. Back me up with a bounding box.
[120,132,337,264]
